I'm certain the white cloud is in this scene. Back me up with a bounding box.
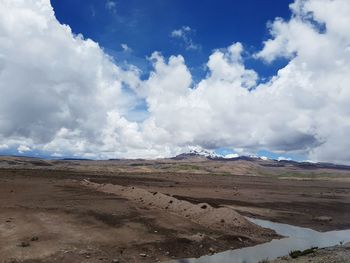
[170,26,201,51]
[138,43,261,150]
[105,0,117,13]
[17,145,31,153]
[254,0,350,164]
[171,26,191,38]
[139,0,350,164]
[121,43,132,52]
[0,0,150,159]
[1,0,350,164]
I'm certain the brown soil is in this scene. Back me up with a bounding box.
[1,156,350,263]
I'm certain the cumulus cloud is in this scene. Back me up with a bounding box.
[170,26,201,51]
[0,0,155,159]
[141,0,350,164]
[1,0,350,164]
[255,0,350,164]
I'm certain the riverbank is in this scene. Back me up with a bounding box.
[270,243,350,263]
[167,217,350,263]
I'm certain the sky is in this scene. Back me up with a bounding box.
[0,0,350,163]
[50,0,292,81]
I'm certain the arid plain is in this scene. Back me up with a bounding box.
[1,155,350,262]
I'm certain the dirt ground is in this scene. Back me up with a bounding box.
[1,156,350,263]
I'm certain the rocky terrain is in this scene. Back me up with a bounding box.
[270,243,350,263]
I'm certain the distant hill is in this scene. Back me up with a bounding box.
[171,151,350,171]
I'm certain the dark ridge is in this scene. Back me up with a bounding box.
[259,163,286,168]
[29,161,53,166]
[278,160,350,170]
[130,163,154,166]
[0,155,42,159]
[208,156,258,162]
[210,155,350,170]
[171,153,209,160]
[2,153,350,170]
[301,162,350,170]
[173,151,350,171]
[61,158,92,161]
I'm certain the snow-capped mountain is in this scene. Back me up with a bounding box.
[188,149,221,158]
[172,149,221,160]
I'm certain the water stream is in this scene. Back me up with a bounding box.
[173,218,350,263]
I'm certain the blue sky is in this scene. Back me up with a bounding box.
[51,0,292,81]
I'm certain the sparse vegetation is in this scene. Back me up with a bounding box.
[174,164,201,171]
[289,247,318,258]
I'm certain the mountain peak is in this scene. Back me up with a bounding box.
[171,149,221,160]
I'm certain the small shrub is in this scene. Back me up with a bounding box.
[289,250,302,258]
[300,247,317,256]
[289,247,317,259]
